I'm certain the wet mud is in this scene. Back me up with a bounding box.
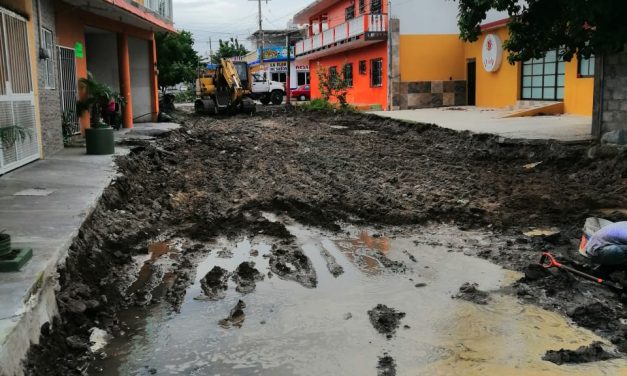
[23,108,627,374]
[368,304,406,339]
[218,299,247,328]
[543,342,618,365]
[453,282,491,305]
[320,248,344,277]
[232,261,264,293]
[377,353,396,376]
[199,266,230,300]
[269,245,317,288]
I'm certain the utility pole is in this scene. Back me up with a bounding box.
[249,0,270,66]
[286,33,291,106]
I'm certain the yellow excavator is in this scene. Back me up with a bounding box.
[195,58,256,115]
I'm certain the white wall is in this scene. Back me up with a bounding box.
[85,32,120,91]
[128,37,152,122]
[390,0,510,35]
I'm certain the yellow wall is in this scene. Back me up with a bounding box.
[564,56,594,115]
[463,27,520,108]
[463,26,594,115]
[399,34,465,81]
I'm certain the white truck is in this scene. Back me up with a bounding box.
[249,73,286,105]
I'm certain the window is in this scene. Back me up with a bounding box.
[370,0,382,14]
[359,60,367,75]
[42,28,55,89]
[329,66,338,80]
[345,5,355,21]
[359,0,366,13]
[578,55,595,77]
[297,71,310,86]
[343,63,353,87]
[521,50,565,101]
[370,58,383,87]
[271,72,287,83]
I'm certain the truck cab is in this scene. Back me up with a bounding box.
[251,73,285,105]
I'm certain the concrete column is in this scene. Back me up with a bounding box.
[149,34,160,121]
[117,32,133,128]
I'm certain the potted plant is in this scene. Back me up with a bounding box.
[0,231,11,258]
[77,74,125,155]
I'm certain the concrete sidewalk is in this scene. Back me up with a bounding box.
[374,107,593,142]
[0,147,127,375]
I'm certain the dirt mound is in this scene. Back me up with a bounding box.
[24,109,627,374]
[200,266,230,300]
[377,353,397,376]
[232,262,264,294]
[543,342,618,365]
[269,246,317,288]
[368,304,406,339]
[568,302,618,331]
[453,283,491,305]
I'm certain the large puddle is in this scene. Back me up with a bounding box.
[90,216,627,375]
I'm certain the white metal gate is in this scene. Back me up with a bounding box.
[0,7,40,175]
[58,46,79,134]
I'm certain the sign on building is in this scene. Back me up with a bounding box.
[482,34,503,73]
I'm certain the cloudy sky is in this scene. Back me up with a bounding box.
[173,0,313,58]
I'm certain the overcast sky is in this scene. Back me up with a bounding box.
[173,0,312,58]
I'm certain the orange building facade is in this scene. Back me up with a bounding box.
[293,0,594,116]
[294,0,389,110]
[54,0,174,131]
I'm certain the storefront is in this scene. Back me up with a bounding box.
[248,46,310,89]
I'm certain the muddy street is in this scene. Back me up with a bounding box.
[24,109,627,375]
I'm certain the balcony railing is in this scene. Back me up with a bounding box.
[295,13,387,57]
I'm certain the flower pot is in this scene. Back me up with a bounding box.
[85,127,115,155]
[0,233,11,258]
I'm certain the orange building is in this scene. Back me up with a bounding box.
[292,1,594,116]
[55,0,175,131]
[293,0,389,110]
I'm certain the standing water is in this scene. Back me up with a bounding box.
[90,216,627,375]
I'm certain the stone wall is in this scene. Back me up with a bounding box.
[592,50,627,138]
[396,80,466,110]
[33,0,64,157]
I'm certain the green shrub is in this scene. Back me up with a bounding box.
[301,98,357,113]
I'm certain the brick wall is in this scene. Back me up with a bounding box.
[592,50,627,138]
[33,0,64,157]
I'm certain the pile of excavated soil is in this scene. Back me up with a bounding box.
[24,109,627,374]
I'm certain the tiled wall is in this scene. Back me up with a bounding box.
[395,80,466,110]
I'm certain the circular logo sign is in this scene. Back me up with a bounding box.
[482,34,503,72]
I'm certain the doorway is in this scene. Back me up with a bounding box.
[467,59,476,106]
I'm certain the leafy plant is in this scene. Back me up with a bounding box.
[61,110,76,145]
[0,125,31,149]
[76,74,124,129]
[316,63,350,108]
[455,0,627,62]
[210,38,249,64]
[156,30,200,91]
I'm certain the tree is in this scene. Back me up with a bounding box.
[456,0,627,62]
[155,30,200,90]
[210,38,249,64]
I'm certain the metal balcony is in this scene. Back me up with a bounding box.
[295,13,387,59]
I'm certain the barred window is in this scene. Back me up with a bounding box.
[370,0,382,14]
[359,0,366,13]
[343,63,353,87]
[42,28,55,89]
[345,5,355,21]
[359,60,367,75]
[370,58,382,87]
